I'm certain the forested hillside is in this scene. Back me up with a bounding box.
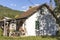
[0,5,24,20]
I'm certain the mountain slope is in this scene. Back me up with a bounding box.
[0,5,24,20]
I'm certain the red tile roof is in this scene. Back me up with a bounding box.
[19,4,53,18]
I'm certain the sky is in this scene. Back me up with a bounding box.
[0,0,55,11]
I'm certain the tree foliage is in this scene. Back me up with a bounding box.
[54,0,60,13]
[54,0,60,26]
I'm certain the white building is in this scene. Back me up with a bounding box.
[20,4,58,36]
[0,4,58,36]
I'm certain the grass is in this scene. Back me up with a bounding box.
[0,29,58,40]
[0,36,59,40]
[0,28,60,40]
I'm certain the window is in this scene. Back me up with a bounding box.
[40,8,44,15]
[35,21,39,30]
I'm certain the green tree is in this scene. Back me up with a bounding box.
[54,0,60,13]
[54,0,60,25]
[54,0,60,35]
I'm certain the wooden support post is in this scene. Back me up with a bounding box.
[3,19,7,36]
[3,19,9,36]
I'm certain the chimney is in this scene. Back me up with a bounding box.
[29,6,33,9]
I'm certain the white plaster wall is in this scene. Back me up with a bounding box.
[23,11,39,36]
[9,23,16,30]
[22,7,58,36]
[9,23,16,36]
